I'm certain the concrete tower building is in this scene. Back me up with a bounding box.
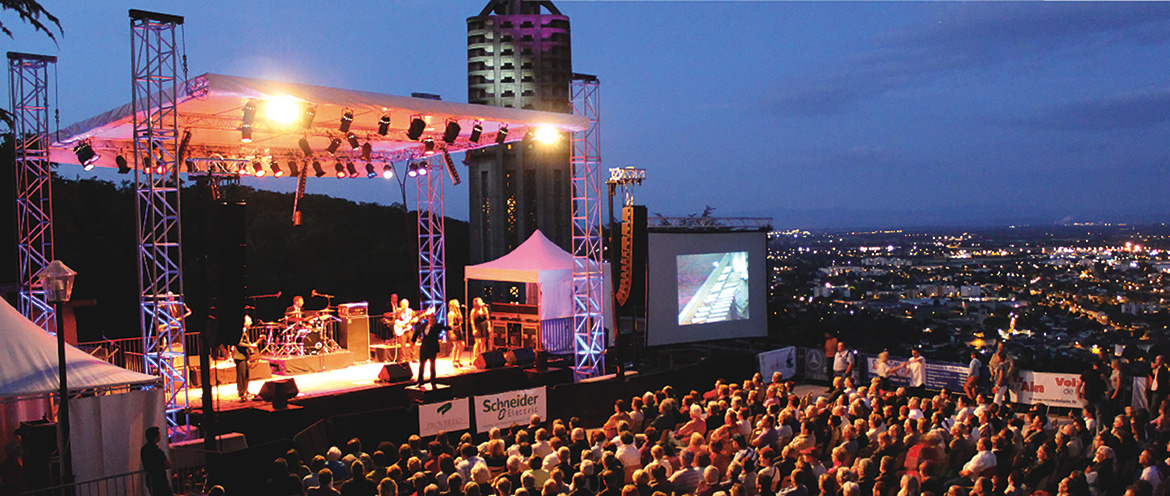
[467,0,573,266]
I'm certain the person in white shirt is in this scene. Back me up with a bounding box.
[947,437,996,487]
[890,349,927,396]
[1140,449,1162,494]
[833,342,854,379]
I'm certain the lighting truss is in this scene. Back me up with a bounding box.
[570,74,604,381]
[7,52,57,333]
[130,9,189,441]
[416,159,447,322]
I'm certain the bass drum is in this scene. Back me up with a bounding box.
[297,330,326,355]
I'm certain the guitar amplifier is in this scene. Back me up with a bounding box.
[338,302,370,360]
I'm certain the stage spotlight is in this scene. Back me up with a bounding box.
[346,161,358,178]
[407,162,418,178]
[238,163,250,176]
[266,96,301,125]
[443,150,460,186]
[288,160,299,177]
[365,162,376,178]
[469,122,483,143]
[377,115,390,136]
[116,155,131,174]
[443,121,461,144]
[253,161,266,177]
[347,132,360,150]
[73,141,99,170]
[240,124,253,143]
[534,126,560,144]
[361,142,372,162]
[382,164,394,179]
[312,160,325,177]
[495,126,509,145]
[407,117,426,140]
[326,137,341,154]
[418,160,428,176]
[340,109,354,132]
[423,138,435,156]
[298,137,313,157]
[301,105,317,128]
[334,162,346,178]
[242,99,258,125]
[271,162,284,177]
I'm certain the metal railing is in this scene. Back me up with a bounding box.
[19,470,148,496]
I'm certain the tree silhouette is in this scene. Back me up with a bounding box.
[1,1,61,42]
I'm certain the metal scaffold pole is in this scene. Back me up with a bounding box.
[570,74,604,381]
[417,159,447,319]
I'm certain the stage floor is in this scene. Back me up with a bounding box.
[181,355,473,412]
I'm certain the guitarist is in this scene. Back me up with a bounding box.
[393,299,421,360]
[234,315,264,401]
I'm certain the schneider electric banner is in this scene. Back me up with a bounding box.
[474,386,547,433]
[419,398,471,437]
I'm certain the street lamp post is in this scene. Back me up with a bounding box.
[37,260,77,485]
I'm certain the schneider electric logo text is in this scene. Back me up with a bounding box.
[482,392,539,421]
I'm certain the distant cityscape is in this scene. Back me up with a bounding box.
[766,224,1170,374]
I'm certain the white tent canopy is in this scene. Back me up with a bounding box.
[465,230,574,319]
[0,297,158,399]
[50,73,589,172]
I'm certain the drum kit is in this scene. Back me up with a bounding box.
[255,308,342,357]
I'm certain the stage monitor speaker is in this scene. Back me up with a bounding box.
[338,315,370,359]
[475,349,507,369]
[258,378,299,409]
[377,363,414,383]
[505,347,536,367]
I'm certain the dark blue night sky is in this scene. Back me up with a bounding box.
[5,1,1169,228]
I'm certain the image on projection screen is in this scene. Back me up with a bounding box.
[677,251,749,325]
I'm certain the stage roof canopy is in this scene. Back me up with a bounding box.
[50,73,589,173]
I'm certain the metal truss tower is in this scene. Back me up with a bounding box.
[417,160,447,321]
[7,52,57,333]
[130,9,189,440]
[570,74,604,381]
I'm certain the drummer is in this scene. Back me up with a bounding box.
[285,295,306,324]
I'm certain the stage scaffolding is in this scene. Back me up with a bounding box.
[417,159,447,320]
[130,9,190,440]
[570,74,604,381]
[7,52,57,333]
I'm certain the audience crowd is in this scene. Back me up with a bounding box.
[253,352,1170,496]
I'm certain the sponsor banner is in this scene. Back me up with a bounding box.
[1008,371,1085,408]
[474,386,547,433]
[802,348,828,381]
[862,355,968,392]
[419,398,471,437]
[758,347,797,382]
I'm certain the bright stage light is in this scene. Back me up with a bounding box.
[116,155,130,174]
[382,164,394,179]
[266,96,301,125]
[533,126,560,144]
[443,121,461,144]
[326,137,341,154]
[301,104,317,128]
[242,99,258,125]
[407,117,426,140]
[340,109,354,132]
[335,162,346,178]
[361,142,372,162]
[253,161,266,177]
[408,162,418,178]
[271,161,284,177]
[240,124,253,143]
[365,162,376,178]
[346,161,359,178]
[378,115,390,136]
[418,160,429,176]
[312,160,325,177]
[495,126,509,145]
[73,141,99,170]
[469,122,482,143]
[347,132,360,150]
[423,138,435,156]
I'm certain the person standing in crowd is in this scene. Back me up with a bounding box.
[1080,361,1108,429]
[890,348,926,397]
[964,350,982,401]
[823,333,839,378]
[832,342,854,380]
[1109,358,1125,415]
[1149,355,1168,411]
[988,343,1014,406]
[470,298,491,365]
[875,351,891,391]
[141,426,172,496]
[448,299,466,368]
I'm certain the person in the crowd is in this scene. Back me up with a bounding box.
[141,426,173,496]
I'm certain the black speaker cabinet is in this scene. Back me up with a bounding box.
[377,363,414,383]
[258,378,299,409]
[505,347,536,367]
[338,315,370,359]
[475,349,507,369]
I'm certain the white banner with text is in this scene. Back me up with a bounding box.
[419,398,471,437]
[758,347,798,382]
[474,386,547,433]
[1009,371,1085,408]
